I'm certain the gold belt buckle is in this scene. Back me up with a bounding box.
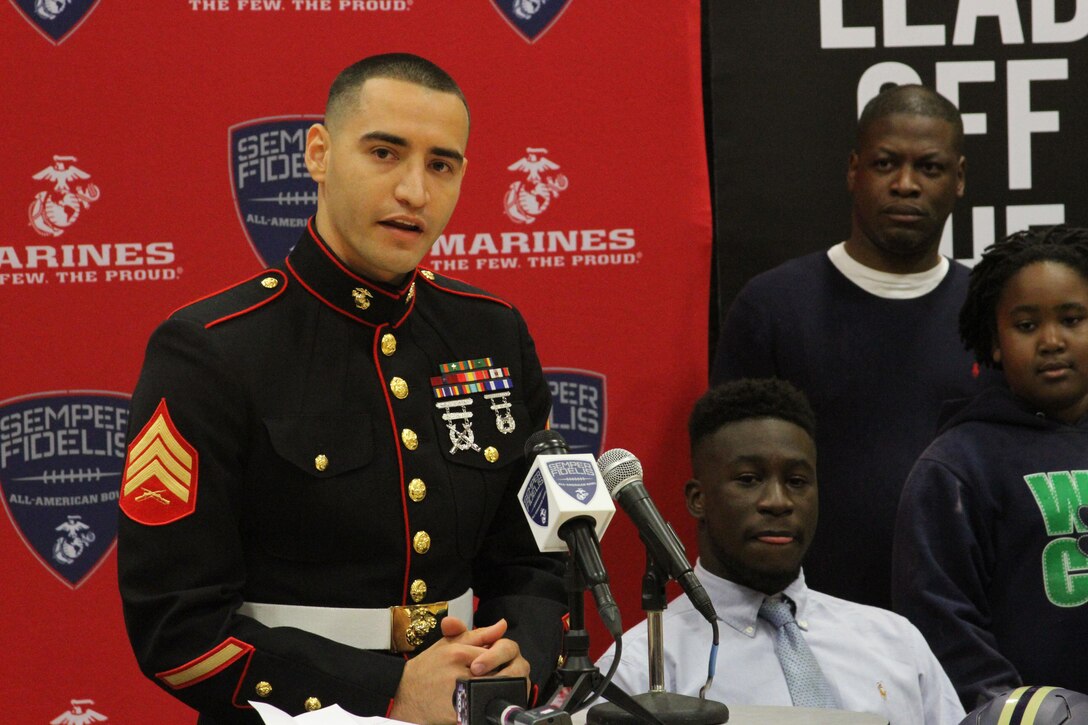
[390,601,448,653]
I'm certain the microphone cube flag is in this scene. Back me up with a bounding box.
[518,453,615,553]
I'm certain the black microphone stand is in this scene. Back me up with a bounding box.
[542,550,665,725]
[586,555,729,725]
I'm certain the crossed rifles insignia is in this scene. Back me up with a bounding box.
[431,357,516,456]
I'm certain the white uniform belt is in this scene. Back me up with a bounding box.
[238,588,473,653]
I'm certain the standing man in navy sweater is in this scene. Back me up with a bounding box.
[711,84,988,609]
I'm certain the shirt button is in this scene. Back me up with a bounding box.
[410,579,427,602]
[484,446,499,463]
[255,681,272,697]
[381,333,397,356]
[304,697,322,711]
[408,478,427,502]
[401,429,418,451]
[314,454,328,472]
[413,531,431,554]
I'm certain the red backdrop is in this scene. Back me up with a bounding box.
[0,2,710,721]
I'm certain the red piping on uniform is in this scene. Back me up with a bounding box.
[155,636,254,691]
[306,218,414,301]
[371,325,413,606]
[229,648,259,710]
[418,272,513,310]
[390,287,417,330]
[166,271,286,329]
[285,258,379,328]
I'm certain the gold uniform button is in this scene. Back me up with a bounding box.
[401,429,418,451]
[420,269,435,281]
[484,446,499,463]
[304,697,322,712]
[390,377,409,399]
[408,478,427,502]
[381,333,397,356]
[255,681,272,697]
[314,454,328,472]
[413,531,431,554]
[260,277,279,289]
[410,579,427,602]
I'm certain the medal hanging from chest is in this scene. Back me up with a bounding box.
[431,357,516,456]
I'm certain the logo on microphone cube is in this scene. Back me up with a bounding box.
[518,453,614,553]
[521,469,549,527]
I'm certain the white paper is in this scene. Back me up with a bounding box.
[249,701,414,724]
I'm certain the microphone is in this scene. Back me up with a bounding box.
[519,430,621,637]
[596,448,717,625]
[486,701,572,725]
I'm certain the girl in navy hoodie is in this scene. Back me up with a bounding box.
[891,226,1088,711]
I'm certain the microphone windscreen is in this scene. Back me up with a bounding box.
[524,428,568,463]
[596,448,643,498]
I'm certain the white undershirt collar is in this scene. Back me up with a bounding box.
[826,241,949,299]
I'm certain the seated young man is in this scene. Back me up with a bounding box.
[596,378,964,724]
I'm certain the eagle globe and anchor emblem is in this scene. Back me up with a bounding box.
[503,147,568,224]
[50,698,108,724]
[53,514,96,565]
[28,155,101,237]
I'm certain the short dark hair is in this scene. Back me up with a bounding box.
[689,378,816,451]
[857,84,964,155]
[960,225,1088,367]
[325,53,468,129]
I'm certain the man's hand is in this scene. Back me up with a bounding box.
[389,617,530,724]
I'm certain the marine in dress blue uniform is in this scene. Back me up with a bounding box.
[117,221,567,723]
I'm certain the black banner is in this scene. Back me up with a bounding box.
[709,1,1088,318]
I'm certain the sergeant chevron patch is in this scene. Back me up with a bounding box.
[120,399,198,525]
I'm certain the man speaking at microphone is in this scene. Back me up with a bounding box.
[595,379,962,724]
[117,54,566,724]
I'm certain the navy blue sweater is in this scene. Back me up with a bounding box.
[892,384,1088,709]
[712,251,987,609]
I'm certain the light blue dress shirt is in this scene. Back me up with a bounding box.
[594,562,964,725]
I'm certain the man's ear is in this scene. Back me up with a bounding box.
[685,479,704,519]
[992,345,1002,365]
[846,150,859,193]
[305,123,331,182]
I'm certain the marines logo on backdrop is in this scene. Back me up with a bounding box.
[545,369,606,457]
[9,0,100,44]
[490,0,571,43]
[28,155,100,238]
[504,147,569,224]
[229,116,320,266]
[427,141,640,272]
[2,155,178,286]
[0,392,128,589]
[50,698,108,724]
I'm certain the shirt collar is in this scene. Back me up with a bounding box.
[285,218,419,328]
[694,560,810,638]
[827,241,949,299]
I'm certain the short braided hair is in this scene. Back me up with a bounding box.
[960,225,1088,367]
